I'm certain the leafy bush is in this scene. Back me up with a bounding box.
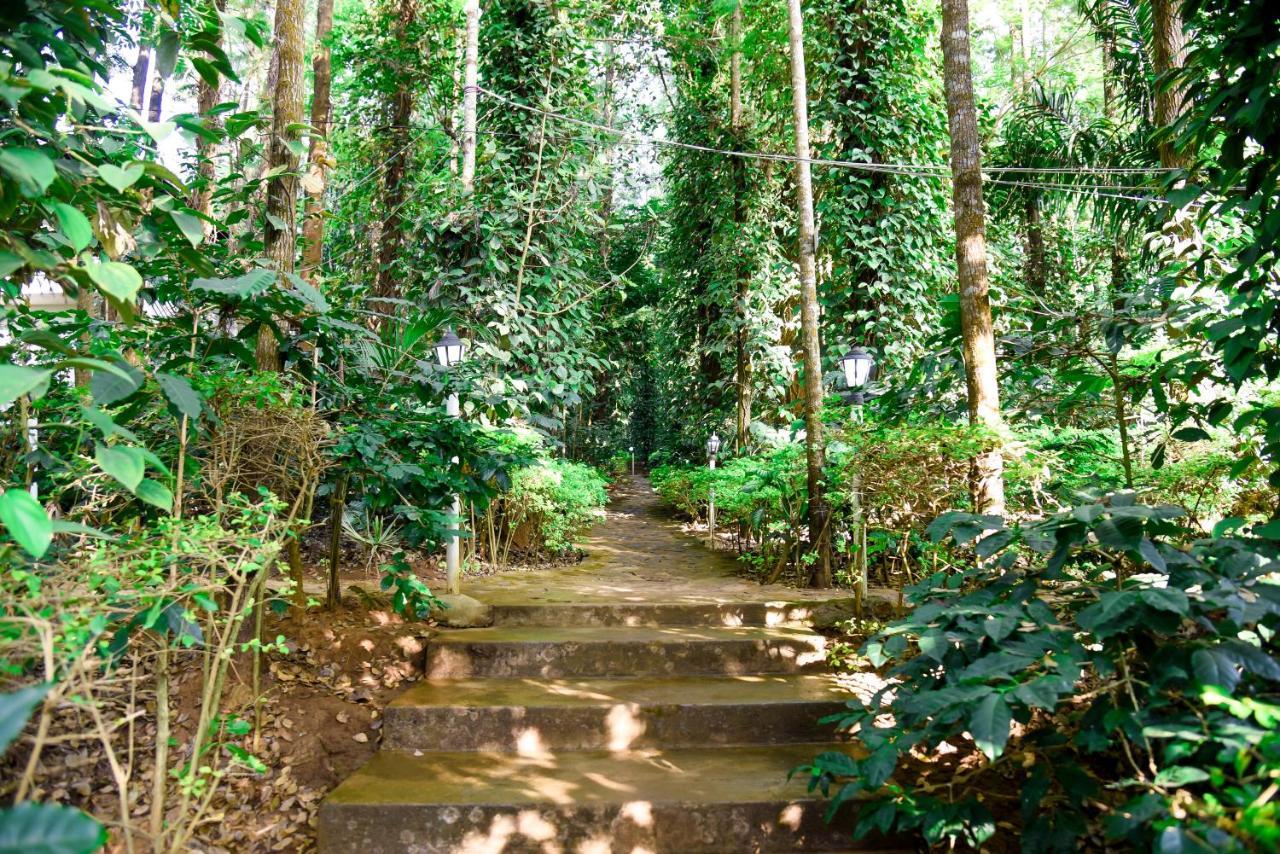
[478,456,608,563]
[806,495,1280,851]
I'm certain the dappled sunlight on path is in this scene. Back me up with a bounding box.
[319,477,900,852]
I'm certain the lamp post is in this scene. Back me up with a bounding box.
[629,445,635,476]
[435,327,466,594]
[706,432,721,549]
[838,347,876,616]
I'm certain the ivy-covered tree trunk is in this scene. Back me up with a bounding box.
[257,0,307,370]
[192,0,227,232]
[302,0,336,279]
[785,0,832,586]
[940,0,1006,515]
[1024,191,1045,292]
[731,2,752,454]
[372,0,420,316]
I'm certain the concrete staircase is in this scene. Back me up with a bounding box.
[318,598,892,853]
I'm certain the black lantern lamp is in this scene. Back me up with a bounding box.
[706,433,722,459]
[434,326,466,367]
[839,346,876,405]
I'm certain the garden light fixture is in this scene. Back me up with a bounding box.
[839,346,875,391]
[434,326,466,368]
[437,326,467,595]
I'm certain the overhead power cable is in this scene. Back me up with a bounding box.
[470,85,1181,194]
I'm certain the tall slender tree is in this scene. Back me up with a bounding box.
[730,1,752,454]
[192,0,227,232]
[460,0,480,196]
[785,0,832,586]
[371,0,421,316]
[257,0,307,370]
[940,0,1006,515]
[302,0,336,278]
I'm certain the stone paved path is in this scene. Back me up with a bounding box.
[318,477,895,853]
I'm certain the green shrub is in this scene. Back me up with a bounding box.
[478,453,608,563]
[807,497,1280,851]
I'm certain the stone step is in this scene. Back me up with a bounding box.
[425,625,830,679]
[383,674,852,752]
[488,599,857,629]
[317,743,899,853]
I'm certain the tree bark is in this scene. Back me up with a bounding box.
[302,0,335,278]
[371,0,420,318]
[1024,191,1045,292]
[146,66,165,121]
[460,0,480,195]
[130,45,151,112]
[192,0,227,232]
[785,0,832,586]
[256,0,307,371]
[940,0,1006,515]
[731,4,751,453]
[1150,0,1189,171]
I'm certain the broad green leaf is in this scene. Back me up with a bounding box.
[84,259,142,303]
[95,443,144,492]
[96,162,144,192]
[0,251,23,278]
[1076,592,1140,639]
[861,744,897,789]
[0,489,52,559]
[0,148,56,196]
[1153,766,1210,787]
[191,269,274,298]
[0,684,50,753]
[1191,647,1240,691]
[90,359,143,405]
[285,272,330,312]
[156,373,202,419]
[0,366,53,408]
[0,802,106,854]
[134,479,173,512]
[169,209,204,248]
[49,203,92,252]
[969,692,1011,761]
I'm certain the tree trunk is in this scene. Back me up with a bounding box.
[460,0,480,195]
[731,4,751,454]
[302,0,336,279]
[146,66,165,121]
[1150,0,1189,171]
[1024,191,1045,292]
[256,0,307,371]
[192,0,227,232]
[130,45,151,112]
[599,35,617,264]
[372,0,420,317]
[784,0,832,587]
[940,0,1006,515]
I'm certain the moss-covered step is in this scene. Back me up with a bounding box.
[487,598,860,629]
[317,743,897,853]
[424,625,830,679]
[382,674,853,752]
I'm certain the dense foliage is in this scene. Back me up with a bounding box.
[2,0,1277,849]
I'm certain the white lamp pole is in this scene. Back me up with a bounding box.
[706,433,721,549]
[629,445,635,476]
[839,347,876,616]
[435,327,467,595]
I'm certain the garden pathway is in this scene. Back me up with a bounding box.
[318,477,896,853]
